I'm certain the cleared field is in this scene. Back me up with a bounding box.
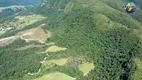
[18,27,50,43]
[0,24,49,47]
[13,14,46,29]
[45,42,55,46]
[49,58,68,66]
[79,63,94,76]
[36,73,53,80]
[36,72,75,80]
[46,46,67,52]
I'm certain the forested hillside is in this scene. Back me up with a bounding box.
[0,0,142,80]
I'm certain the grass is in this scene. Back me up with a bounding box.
[133,58,142,80]
[46,46,67,52]
[36,72,75,80]
[0,26,49,47]
[18,27,49,43]
[49,58,68,66]
[0,14,47,35]
[79,63,94,76]
[13,14,47,29]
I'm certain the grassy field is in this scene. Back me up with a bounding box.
[0,26,49,47]
[79,63,94,76]
[0,14,47,35]
[18,27,49,43]
[46,46,67,52]
[36,72,75,80]
[49,58,68,66]
[133,58,142,80]
[14,14,47,29]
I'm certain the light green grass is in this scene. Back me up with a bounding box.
[36,72,75,80]
[18,27,49,43]
[46,46,67,52]
[49,58,68,66]
[79,63,94,76]
[133,58,142,80]
[14,14,47,29]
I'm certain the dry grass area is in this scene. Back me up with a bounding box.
[46,46,67,52]
[79,63,94,76]
[36,73,53,80]
[0,24,50,47]
[17,26,50,43]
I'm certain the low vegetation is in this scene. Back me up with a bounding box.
[36,72,75,80]
[79,63,94,76]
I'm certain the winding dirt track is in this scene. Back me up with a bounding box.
[0,32,32,42]
[0,36,17,42]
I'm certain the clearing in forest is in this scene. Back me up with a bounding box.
[36,72,75,80]
[17,27,50,43]
[48,58,68,66]
[79,63,95,76]
[0,24,50,47]
[46,46,67,52]
[14,14,47,29]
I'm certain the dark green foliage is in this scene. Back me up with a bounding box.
[0,40,45,80]
[43,7,142,80]
[0,7,24,18]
